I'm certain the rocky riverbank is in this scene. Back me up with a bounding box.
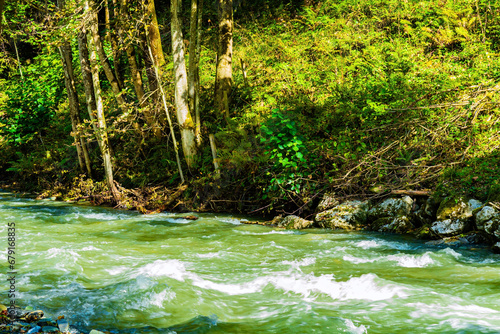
[0,305,107,334]
[244,193,500,253]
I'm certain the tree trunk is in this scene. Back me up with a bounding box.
[215,0,233,117]
[57,0,92,176]
[106,0,125,90]
[147,43,185,184]
[78,31,100,139]
[188,0,203,146]
[188,0,198,130]
[88,0,127,112]
[145,0,165,69]
[171,0,197,168]
[119,0,156,132]
[83,1,120,201]
[0,0,5,33]
[59,42,92,176]
[126,45,146,106]
[143,0,164,134]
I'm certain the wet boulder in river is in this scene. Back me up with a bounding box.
[315,200,370,230]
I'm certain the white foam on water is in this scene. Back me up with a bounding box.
[196,252,221,259]
[46,248,81,261]
[355,240,380,249]
[344,319,368,334]
[343,255,377,264]
[281,257,316,270]
[81,246,101,251]
[135,259,189,282]
[273,273,409,301]
[190,276,270,295]
[387,253,435,268]
[81,212,126,220]
[239,230,297,235]
[441,247,462,259]
[148,289,176,307]
[162,218,193,224]
[409,302,499,319]
[105,266,129,275]
[217,217,242,225]
[191,271,409,301]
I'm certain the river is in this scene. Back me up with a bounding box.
[0,191,499,333]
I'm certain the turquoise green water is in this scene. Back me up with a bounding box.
[1,191,499,333]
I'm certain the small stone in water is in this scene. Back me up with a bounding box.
[89,330,106,334]
[38,317,57,327]
[57,318,69,332]
[42,325,60,333]
[27,325,42,334]
[25,310,44,322]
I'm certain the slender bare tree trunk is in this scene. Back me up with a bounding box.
[126,46,146,106]
[59,42,92,176]
[83,1,120,201]
[171,0,197,168]
[78,31,100,140]
[57,0,92,176]
[106,0,125,89]
[188,0,198,125]
[147,44,185,183]
[194,0,203,145]
[0,0,5,33]
[88,0,127,112]
[144,0,165,69]
[119,0,157,133]
[215,0,233,117]
[188,0,203,146]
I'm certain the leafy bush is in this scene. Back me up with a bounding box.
[0,53,63,145]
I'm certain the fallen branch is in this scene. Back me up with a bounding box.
[391,189,432,196]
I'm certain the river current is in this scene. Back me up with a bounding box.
[0,191,499,333]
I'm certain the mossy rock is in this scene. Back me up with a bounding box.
[430,219,473,237]
[367,196,413,221]
[315,200,370,230]
[415,226,440,240]
[316,192,339,212]
[484,216,500,239]
[492,242,500,254]
[372,216,414,234]
[279,215,315,230]
[436,197,476,221]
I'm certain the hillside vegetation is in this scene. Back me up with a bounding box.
[1,0,499,215]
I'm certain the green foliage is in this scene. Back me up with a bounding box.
[0,52,63,145]
[259,108,308,196]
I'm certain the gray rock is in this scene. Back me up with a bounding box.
[415,226,440,240]
[368,196,413,220]
[316,192,339,212]
[89,330,106,334]
[277,215,314,229]
[459,231,496,245]
[37,318,56,327]
[315,200,370,230]
[430,219,472,237]
[492,242,500,254]
[57,319,69,332]
[373,215,414,234]
[42,326,60,333]
[475,206,498,229]
[27,326,41,334]
[484,216,500,238]
[436,197,473,221]
[468,199,483,211]
[25,310,44,322]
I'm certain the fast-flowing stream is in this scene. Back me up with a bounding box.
[1,191,499,333]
